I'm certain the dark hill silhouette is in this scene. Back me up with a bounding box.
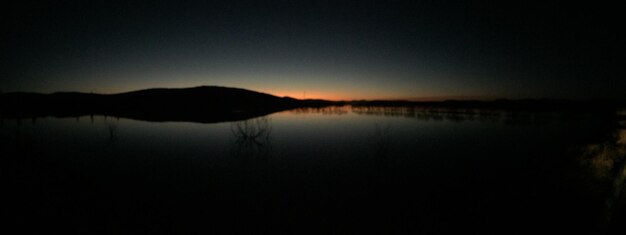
[1,86,624,123]
[0,86,332,123]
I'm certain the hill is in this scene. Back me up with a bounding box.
[0,86,331,123]
[2,86,624,123]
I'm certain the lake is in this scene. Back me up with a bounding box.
[2,106,625,234]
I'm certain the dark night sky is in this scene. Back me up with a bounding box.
[2,1,624,100]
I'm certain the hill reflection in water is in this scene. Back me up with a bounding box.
[1,105,625,234]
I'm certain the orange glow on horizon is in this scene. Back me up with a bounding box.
[268,91,355,101]
[84,83,498,102]
[265,90,499,102]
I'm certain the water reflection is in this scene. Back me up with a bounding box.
[230,117,272,162]
[371,123,392,166]
[105,118,119,144]
[287,106,350,115]
[351,105,601,125]
[2,106,624,233]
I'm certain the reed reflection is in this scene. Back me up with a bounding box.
[287,106,349,115]
[105,118,119,144]
[371,123,392,167]
[230,117,273,163]
[352,106,493,122]
[351,106,567,125]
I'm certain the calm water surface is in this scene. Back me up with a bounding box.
[3,106,625,234]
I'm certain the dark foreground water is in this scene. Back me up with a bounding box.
[2,106,625,234]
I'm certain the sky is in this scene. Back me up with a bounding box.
[2,1,624,100]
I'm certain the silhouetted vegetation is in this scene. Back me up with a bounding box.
[350,99,625,115]
[287,106,350,115]
[579,127,626,230]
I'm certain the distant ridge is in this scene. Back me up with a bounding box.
[1,86,624,123]
[0,86,333,123]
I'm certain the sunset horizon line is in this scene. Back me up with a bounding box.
[3,85,623,103]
